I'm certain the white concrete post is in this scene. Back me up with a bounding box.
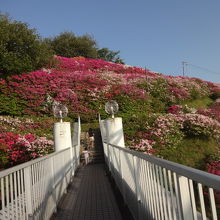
[105,117,125,147]
[72,122,79,147]
[99,119,108,163]
[100,120,107,143]
[54,122,72,152]
[71,121,79,170]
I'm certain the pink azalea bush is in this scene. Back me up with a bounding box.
[208,161,220,175]
[0,56,216,118]
[0,56,219,167]
[167,105,182,114]
[183,114,220,138]
[130,139,156,154]
[150,114,185,148]
[130,113,220,154]
[195,98,220,123]
[0,116,54,137]
[204,158,220,205]
[0,116,54,168]
[0,132,53,168]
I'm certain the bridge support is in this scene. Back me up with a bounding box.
[54,122,72,152]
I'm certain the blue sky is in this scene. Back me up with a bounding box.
[1,0,220,83]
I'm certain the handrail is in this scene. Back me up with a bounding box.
[0,148,69,178]
[106,142,220,191]
[102,141,220,220]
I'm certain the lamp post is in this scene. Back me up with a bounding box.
[105,100,119,118]
[53,104,72,152]
[104,100,125,148]
[53,103,68,123]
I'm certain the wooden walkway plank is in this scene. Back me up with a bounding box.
[50,164,123,220]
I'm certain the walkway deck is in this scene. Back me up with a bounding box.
[50,163,123,220]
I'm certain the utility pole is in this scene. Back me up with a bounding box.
[182,61,187,77]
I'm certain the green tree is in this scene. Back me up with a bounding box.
[46,32,98,58]
[0,14,54,77]
[97,47,124,64]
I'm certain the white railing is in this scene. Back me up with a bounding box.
[99,118,220,220]
[0,118,81,220]
[103,143,220,220]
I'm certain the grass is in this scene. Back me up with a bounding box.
[181,97,213,109]
[157,137,219,170]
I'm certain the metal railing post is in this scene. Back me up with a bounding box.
[51,156,57,213]
[24,166,34,220]
[107,144,112,172]
[62,153,67,194]
[119,149,126,203]
[100,142,220,220]
[133,156,141,220]
[177,175,193,220]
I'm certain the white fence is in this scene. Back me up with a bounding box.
[99,119,220,220]
[0,119,81,220]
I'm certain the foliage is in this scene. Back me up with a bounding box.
[97,47,124,64]
[0,94,25,116]
[0,115,54,169]
[130,139,156,154]
[46,32,98,59]
[0,57,152,118]
[181,97,213,109]
[210,89,220,100]
[0,55,220,170]
[159,138,218,169]
[151,114,185,149]
[0,14,54,77]
[0,132,53,168]
[183,114,220,138]
[0,115,55,138]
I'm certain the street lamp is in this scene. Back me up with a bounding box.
[105,100,119,118]
[53,103,68,123]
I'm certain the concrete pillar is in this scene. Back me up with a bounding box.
[100,120,108,142]
[72,122,79,147]
[105,117,125,147]
[54,122,72,152]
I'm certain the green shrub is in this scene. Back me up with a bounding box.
[0,14,54,77]
[149,78,169,102]
[210,90,220,100]
[46,32,97,58]
[0,95,26,116]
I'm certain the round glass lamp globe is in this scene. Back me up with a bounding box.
[105,100,119,116]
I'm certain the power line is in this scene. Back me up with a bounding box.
[187,62,220,76]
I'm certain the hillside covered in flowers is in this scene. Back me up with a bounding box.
[0,56,220,171]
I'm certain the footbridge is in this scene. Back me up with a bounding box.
[0,116,220,220]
